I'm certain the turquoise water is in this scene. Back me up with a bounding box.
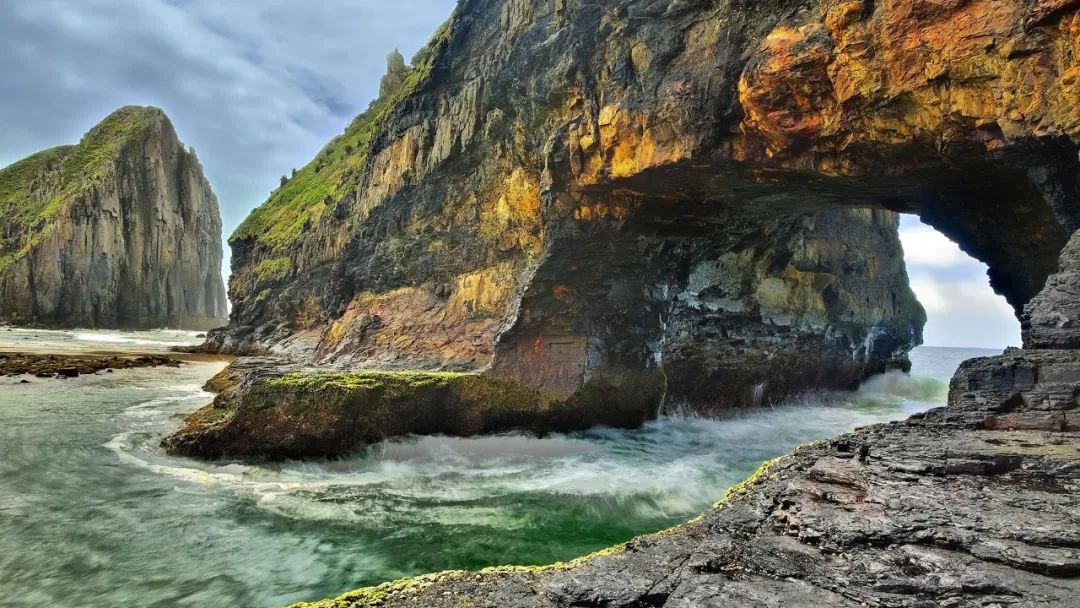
[0,332,997,607]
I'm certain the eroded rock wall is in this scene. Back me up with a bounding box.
[0,107,228,329]
[1024,228,1080,349]
[210,0,1080,410]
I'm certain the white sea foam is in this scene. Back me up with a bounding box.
[97,346,967,528]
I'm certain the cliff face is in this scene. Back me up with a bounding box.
[284,225,1080,607]
[0,106,228,329]
[178,0,1080,450]
[206,0,965,412]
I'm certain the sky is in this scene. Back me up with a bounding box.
[0,0,456,277]
[898,215,1020,349]
[0,1,1020,349]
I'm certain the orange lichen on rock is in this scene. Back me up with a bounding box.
[739,0,1080,168]
[479,166,543,254]
[573,104,697,185]
[316,263,522,368]
[450,263,519,317]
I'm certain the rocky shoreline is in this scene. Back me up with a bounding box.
[162,358,664,460]
[287,348,1080,608]
[1,353,181,379]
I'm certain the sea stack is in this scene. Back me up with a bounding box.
[0,106,228,329]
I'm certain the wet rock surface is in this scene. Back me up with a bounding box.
[163,357,664,460]
[0,353,180,378]
[289,349,1080,608]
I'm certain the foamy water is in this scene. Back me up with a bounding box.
[0,326,205,355]
[0,336,997,607]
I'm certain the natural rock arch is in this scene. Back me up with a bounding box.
[488,132,1078,410]
[171,1,1080,604]
[195,0,1080,448]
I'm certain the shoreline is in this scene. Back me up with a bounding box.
[0,352,183,378]
[285,349,1080,607]
[0,326,234,378]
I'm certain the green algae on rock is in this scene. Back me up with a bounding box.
[164,364,666,460]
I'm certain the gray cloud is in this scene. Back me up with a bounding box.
[0,0,456,273]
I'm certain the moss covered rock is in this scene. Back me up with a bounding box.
[164,363,665,460]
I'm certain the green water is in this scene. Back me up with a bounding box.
[0,330,996,607]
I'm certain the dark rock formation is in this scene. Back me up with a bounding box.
[202,0,977,420]
[285,347,1080,608]
[179,0,1080,449]
[164,361,663,460]
[0,353,180,378]
[1024,229,1080,349]
[0,106,228,329]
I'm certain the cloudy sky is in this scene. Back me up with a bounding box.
[898,215,1020,349]
[0,0,455,269]
[0,1,1019,349]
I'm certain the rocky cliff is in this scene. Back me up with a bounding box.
[181,0,1080,454]
[0,106,228,329]
[202,0,944,421]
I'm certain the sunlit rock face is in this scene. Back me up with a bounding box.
[211,0,1080,412]
[0,106,228,330]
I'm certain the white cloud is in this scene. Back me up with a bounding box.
[0,0,456,238]
[899,226,972,267]
[900,217,1021,349]
[909,277,1014,316]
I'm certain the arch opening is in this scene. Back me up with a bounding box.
[898,215,1021,350]
[488,140,1078,417]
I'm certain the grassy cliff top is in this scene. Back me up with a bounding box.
[0,105,164,271]
[231,19,452,254]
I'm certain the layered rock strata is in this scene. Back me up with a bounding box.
[0,106,228,329]
[204,0,1080,420]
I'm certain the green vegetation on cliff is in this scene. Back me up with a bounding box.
[231,19,452,253]
[0,106,164,271]
[0,145,75,270]
[253,257,293,282]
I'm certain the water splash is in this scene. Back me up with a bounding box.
[751,382,766,408]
